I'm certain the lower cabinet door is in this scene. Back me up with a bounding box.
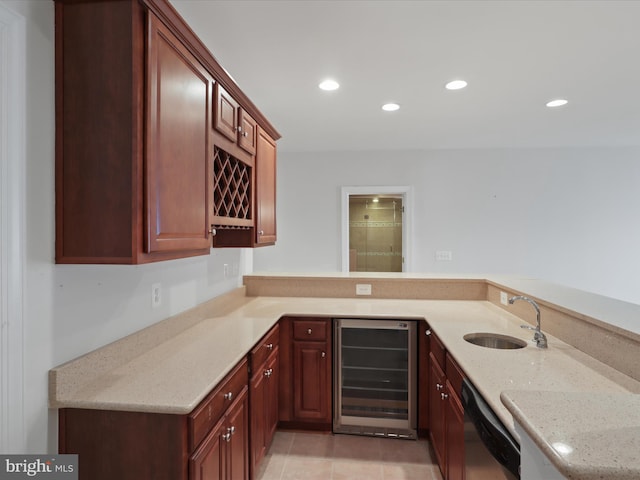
[293,341,330,422]
[190,387,248,480]
[189,418,225,480]
[250,349,279,474]
[250,365,268,472]
[428,355,447,476]
[265,351,279,444]
[446,384,465,480]
[226,387,249,480]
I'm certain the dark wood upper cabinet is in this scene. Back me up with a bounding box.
[238,110,258,155]
[214,83,258,156]
[54,0,279,264]
[146,13,212,254]
[255,128,277,245]
[214,84,240,142]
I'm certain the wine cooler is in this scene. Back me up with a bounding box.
[333,318,417,439]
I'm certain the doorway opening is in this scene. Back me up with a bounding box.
[341,186,412,273]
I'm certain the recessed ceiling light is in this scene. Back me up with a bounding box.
[445,80,467,90]
[382,103,400,112]
[318,79,340,91]
[546,99,568,108]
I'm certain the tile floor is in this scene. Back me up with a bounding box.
[255,431,444,480]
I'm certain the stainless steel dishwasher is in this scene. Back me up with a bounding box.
[333,318,417,438]
[462,378,520,479]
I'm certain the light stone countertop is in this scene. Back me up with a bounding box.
[501,390,640,480]
[49,283,640,479]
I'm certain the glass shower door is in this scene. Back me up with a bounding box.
[348,195,403,272]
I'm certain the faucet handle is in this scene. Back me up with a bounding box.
[520,324,536,331]
[534,331,548,348]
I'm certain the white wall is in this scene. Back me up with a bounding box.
[254,148,640,305]
[3,0,253,454]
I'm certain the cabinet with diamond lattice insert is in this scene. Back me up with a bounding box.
[54,0,279,264]
[210,114,277,247]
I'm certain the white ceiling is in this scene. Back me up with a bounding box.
[170,0,640,153]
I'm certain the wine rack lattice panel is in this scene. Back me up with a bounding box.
[213,147,252,222]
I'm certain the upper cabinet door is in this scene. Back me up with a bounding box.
[255,128,277,245]
[146,14,212,253]
[214,84,240,142]
[238,110,257,155]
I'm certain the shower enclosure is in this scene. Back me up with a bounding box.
[333,318,417,439]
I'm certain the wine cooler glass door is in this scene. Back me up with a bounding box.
[334,319,416,438]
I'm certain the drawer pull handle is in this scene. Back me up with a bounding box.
[307,328,312,335]
[321,352,326,358]
[266,343,273,350]
[227,426,235,435]
[224,392,233,401]
[436,383,443,391]
[222,433,231,442]
[441,392,449,400]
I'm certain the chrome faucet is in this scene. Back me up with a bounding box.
[508,295,548,348]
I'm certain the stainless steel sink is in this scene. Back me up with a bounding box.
[463,333,527,350]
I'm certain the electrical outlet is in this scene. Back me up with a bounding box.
[500,291,508,305]
[151,283,161,308]
[356,284,372,295]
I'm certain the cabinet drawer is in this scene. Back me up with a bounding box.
[250,323,280,372]
[445,352,465,400]
[430,330,446,371]
[292,320,328,341]
[189,357,248,451]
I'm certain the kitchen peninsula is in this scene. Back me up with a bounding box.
[49,274,640,480]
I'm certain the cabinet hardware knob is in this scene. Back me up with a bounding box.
[223,392,233,401]
[426,329,431,336]
[236,126,242,133]
[222,433,231,442]
[209,227,217,236]
[259,230,264,235]
[436,383,443,391]
[228,426,235,435]
[321,352,326,358]
[441,393,449,400]
[242,132,248,137]
[307,329,312,335]
[266,343,273,350]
